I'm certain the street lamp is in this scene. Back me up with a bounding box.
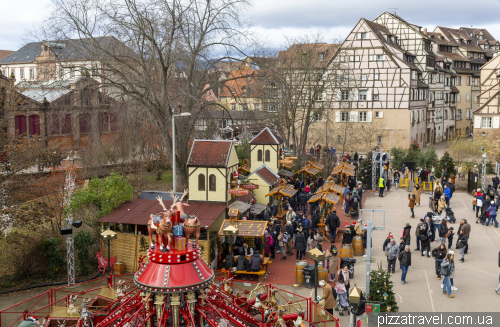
[101,228,118,274]
[172,112,192,192]
[223,225,239,271]
[308,247,324,299]
[481,147,486,190]
[482,131,486,139]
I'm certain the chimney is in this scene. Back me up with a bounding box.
[423,28,427,35]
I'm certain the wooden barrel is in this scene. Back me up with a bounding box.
[353,236,364,256]
[317,265,328,283]
[339,244,353,259]
[295,261,308,285]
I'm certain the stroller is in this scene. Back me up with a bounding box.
[334,283,350,316]
[477,211,488,225]
[444,207,456,223]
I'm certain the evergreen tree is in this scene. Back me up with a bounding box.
[417,146,438,170]
[404,140,420,164]
[368,263,399,312]
[359,152,373,189]
[436,151,456,179]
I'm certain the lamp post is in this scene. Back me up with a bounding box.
[101,228,118,274]
[172,112,192,192]
[385,128,392,165]
[348,284,362,327]
[223,225,239,271]
[481,146,486,190]
[308,247,324,299]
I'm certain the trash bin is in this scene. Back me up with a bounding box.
[303,265,316,289]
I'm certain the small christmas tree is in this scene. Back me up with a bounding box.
[367,263,399,312]
[404,140,420,164]
[436,151,456,179]
[359,152,373,189]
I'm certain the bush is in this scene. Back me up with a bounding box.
[41,237,64,280]
[74,230,95,277]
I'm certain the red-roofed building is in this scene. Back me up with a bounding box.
[248,163,280,204]
[248,127,284,173]
[187,139,239,204]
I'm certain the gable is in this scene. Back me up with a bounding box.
[187,140,233,167]
[250,164,279,185]
[249,127,284,145]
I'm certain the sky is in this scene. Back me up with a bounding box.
[1,0,500,51]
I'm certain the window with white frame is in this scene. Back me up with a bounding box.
[29,68,34,79]
[457,94,461,102]
[360,33,368,40]
[242,104,248,111]
[254,104,260,111]
[359,90,367,101]
[20,68,24,79]
[337,135,341,144]
[231,104,236,111]
[374,73,380,80]
[349,55,360,62]
[312,112,325,122]
[343,75,349,82]
[466,93,470,101]
[339,56,346,62]
[482,117,492,128]
[359,112,367,122]
[373,94,379,101]
[315,91,326,101]
[70,68,75,78]
[341,112,348,122]
[361,74,367,81]
[376,55,384,61]
[378,136,382,145]
[341,91,349,101]
[318,53,325,62]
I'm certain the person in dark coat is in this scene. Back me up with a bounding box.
[271,203,278,217]
[298,191,308,213]
[398,245,412,284]
[317,176,324,189]
[285,221,294,256]
[225,253,237,269]
[342,225,355,245]
[237,249,249,272]
[274,222,282,254]
[457,229,468,262]
[311,208,321,229]
[420,224,431,257]
[354,152,359,162]
[403,223,411,245]
[431,244,447,280]
[325,211,340,242]
[295,230,306,260]
[493,174,500,192]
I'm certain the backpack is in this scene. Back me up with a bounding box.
[490,189,496,198]
[268,235,274,246]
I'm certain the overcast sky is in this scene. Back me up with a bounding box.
[1,0,500,51]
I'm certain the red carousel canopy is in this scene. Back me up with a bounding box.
[134,244,214,294]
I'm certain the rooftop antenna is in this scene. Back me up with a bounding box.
[389,8,398,15]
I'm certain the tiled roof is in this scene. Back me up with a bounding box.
[219,70,262,98]
[0,50,14,61]
[252,164,279,185]
[99,198,227,228]
[0,36,132,64]
[277,43,340,69]
[249,127,284,145]
[187,140,233,167]
[439,52,468,61]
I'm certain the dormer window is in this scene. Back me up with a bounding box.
[467,40,471,45]
[459,39,463,44]
[478,35,483,39]
[242,86,247,96]
[318,53,325,62]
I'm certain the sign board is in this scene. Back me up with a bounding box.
[229,188,249,195]
[228,209,239,217]
[366,303,380,320]
[285,156,298,160]
[280,160,293,164]
[241,183,259,189]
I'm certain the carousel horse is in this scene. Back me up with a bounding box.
[147,213,162,250]
[156,196,173,252]
[173,189,201,248]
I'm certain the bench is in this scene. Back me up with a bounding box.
[234,270,266,281]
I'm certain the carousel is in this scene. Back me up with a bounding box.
[6,190,341,327]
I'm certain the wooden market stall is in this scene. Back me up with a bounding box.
[295,160,322,181]
[308,177,341,237]
[239,158,251,175]
[330,159,355,186]
[265,179,298,220]
[309,156,325,171]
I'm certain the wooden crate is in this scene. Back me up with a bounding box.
[113,262,125,274]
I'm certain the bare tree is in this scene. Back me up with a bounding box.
[36,0,254,188]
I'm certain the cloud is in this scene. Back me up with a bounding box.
[0,0,51,50]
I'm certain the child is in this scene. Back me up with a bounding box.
[447,227,454,249]
[408,194,416,218]
[382,232,393,251]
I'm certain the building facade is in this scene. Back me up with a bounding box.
[475,54,500,134]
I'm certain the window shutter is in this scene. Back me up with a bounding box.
[369,55,374,61]
[378,111,384,118]
[350,111,358,122]
[322,91,327,100]
[357,33,361,40]
[367,111,373,122]
[474,116,481,128]
[352,90,359,100]
[494,117,500,129]
[335,111,341,122]
[336,90,341,101]
[367,89,372,101]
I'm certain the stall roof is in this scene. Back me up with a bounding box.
[99,198,227,228]
[228,201,252,213]
[218,220,267,237]
[250,203,266,215]
[278,169,295,178]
